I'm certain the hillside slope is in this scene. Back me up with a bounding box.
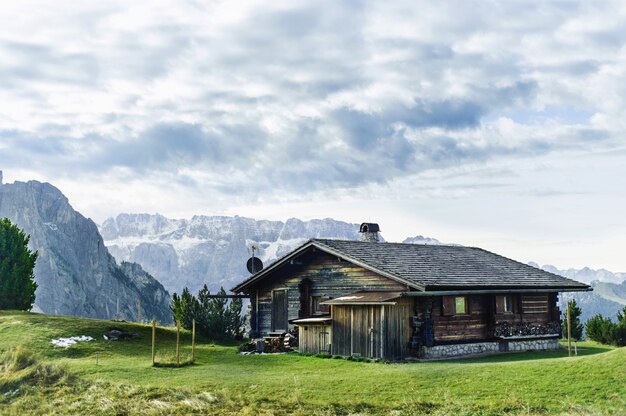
[1,311,625,415]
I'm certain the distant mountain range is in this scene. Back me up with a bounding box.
[0,175,171,323]
[526,263,625,323]
[100,214,363,294]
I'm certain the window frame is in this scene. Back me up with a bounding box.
[496,294,514,314]
[442,295,469,316]
[311,295,330,315]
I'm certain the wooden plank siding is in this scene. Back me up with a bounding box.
[492,294,554,325]
[382,297,413,359]
[427,295,492,343]
[331,297,413,360]
[252,250,406,335]
[418,293,559,344]
[298,324,332,354]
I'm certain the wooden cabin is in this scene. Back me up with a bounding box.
[232,224,590,359]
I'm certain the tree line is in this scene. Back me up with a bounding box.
[564,299,626,347]
[584,307,626,346]
[170,286,245,341]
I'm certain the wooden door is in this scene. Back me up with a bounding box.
[272,290,288,331]
[350,306,381,358]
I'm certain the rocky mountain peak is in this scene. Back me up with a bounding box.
[0,178,171,323]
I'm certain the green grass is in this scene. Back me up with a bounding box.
[1,310,625,415]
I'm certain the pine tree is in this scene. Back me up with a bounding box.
[585,314,615,345]
[0,218,38,310]
[171,285,244,340]
[562,299,583,341]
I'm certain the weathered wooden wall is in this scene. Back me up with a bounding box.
[493,294,555,324]
[419,292,559,344]
[382,297,414,359]
[298,324,332,354]
[425,295,492,343]
[331,297,413,360]
[251,250,406,335]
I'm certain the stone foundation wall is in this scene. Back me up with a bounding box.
[420,338,560,359]
[507,338,560,352]
[420,342,500,359]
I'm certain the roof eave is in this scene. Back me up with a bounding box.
[403,287,592,296]
[323,301,398,306]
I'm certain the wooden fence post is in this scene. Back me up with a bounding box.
[151,319,156,366]
[567,302,572,357]
[176,320,180,367]
[192,319,196,363]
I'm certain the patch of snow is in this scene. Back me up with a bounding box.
[166,236,207,251]
[51,335,94,348]
[44,222,58,231]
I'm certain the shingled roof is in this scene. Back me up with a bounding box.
[232,239,590,293]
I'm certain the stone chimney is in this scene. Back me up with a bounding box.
[359,222,380,242]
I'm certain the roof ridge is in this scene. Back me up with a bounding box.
[312,238,468,249]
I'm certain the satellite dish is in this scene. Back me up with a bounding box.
[246,256,263,274]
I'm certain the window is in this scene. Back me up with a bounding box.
[442,296,468,316]
[311,296,330,314]
[454,296,467,314]
[496,295,513,314]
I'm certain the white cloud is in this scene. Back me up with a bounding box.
[1,0,626,269]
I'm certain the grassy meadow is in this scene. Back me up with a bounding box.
[1,310,625,415]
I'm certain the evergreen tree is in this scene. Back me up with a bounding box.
[585,314,615,345]
[584,308,626,347]
[170,285,244,340]
[0,218,38,310]
[209,287,229,337]
[225,295,245,339]
[614,306,626,346]
[562,299,583,341]
[169,288,199,330]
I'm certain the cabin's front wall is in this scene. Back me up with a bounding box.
[249,250,406,336]
[415,292,562,358]
[427,294,493,343]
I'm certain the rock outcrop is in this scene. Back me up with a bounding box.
[0,176,171,323]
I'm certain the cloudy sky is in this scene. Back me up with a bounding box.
[1,1,625,271]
